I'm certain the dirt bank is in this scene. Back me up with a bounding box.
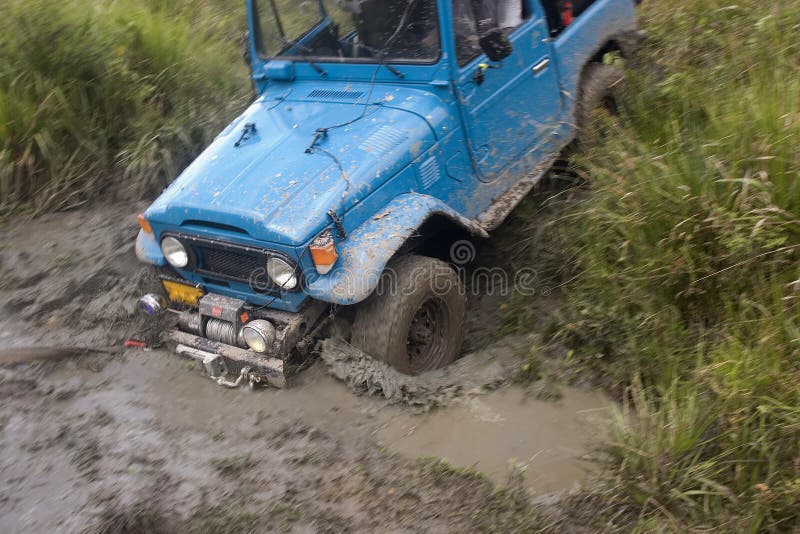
[0,204,610,532]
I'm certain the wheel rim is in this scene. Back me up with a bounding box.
[405,297,449,373]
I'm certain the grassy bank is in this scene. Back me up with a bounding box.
[506,0,799,530]
[0,0,249,214]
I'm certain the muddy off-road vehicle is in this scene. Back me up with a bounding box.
[136,0,640,388]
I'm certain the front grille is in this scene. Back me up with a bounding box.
[161,233,300,293]
[198,246,262,282]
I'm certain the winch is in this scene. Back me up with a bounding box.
[199,294,250,348]
[138,289,327,388]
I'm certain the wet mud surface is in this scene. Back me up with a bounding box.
[0,205,610,532]
[318,336,529,411]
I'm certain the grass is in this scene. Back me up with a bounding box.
[187,503,301,534]
[2,0,797,530]
[503,0,800,530]
[416,456,544,533]
[418,456,490,483]
[0,0,249,215]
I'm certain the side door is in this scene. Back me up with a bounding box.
[452,0,561,182]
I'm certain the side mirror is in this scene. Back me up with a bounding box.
[241,31,252,66]
[479,28,513,62]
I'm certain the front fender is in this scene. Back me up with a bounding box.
[135,229,166,266]
[305,193,488,305]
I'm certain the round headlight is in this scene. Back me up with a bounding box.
[266,257,298,290]
[241,320,276,353]
[161,236,189,268]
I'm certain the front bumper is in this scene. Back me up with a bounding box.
[173,329,288,388]
[170,329,288,388]
[148,289,327,388]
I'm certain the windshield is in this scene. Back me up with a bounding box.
[254,0,440,63]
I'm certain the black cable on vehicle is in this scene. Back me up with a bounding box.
[305,0,421,153]
[303,0,422,235]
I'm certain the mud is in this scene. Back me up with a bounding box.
[0,203,157,349]
[377,386,610,494]
[318,336,529,411]
[0,204,610,532]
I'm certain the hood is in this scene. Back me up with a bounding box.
[145,92,439,246]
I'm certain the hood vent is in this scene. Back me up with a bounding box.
[418,157,441,189]
[360,125,408,156]
[307,89,365,101]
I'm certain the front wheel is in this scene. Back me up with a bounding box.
[351,255,465,375]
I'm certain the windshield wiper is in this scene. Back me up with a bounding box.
[380,61,405,79]
[266,0,329,76]
[278,37,328,77]
[307,60,328,77]
[353,42,405,78]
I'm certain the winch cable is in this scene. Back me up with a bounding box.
[305,0,421,227]
[0,345,116,366]
[304,61,381,155]
[305,0,421,153]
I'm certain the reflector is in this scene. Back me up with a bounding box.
[162,280,204,307]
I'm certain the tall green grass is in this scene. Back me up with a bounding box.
[507,0,799,530]
[0,0,249,214]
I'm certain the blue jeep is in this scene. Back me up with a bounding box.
[135,0,639,387]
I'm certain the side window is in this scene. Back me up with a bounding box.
[452,0,527,67]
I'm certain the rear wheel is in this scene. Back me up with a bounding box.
[351,255,465,375]
[575,62,625,151]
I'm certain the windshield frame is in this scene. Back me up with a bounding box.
[251,0,443,66]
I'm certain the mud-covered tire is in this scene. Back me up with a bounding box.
[575,63,625,150]
[351,255,465,375]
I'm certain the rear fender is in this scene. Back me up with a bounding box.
[305,193,487,305]
[552,0,638,107]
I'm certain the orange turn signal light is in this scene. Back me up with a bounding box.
[310,230,338,275]
[137,213,153,235]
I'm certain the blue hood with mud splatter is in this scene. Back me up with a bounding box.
[145,89,440,247]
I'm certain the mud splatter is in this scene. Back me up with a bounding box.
[319,336,529,410]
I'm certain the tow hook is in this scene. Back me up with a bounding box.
[175,344,259,389]
[213,366,252,389]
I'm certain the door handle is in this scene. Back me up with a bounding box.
[532,58,550,75]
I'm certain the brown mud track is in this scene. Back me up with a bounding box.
[0,205,610,532]
[319,336,528,410]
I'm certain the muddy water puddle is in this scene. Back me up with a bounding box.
[41,348,609,494]
[377,386,610,493]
